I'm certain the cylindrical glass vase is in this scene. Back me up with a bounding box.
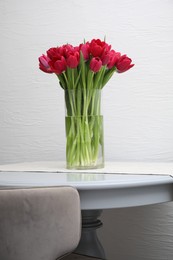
[64,89,104,170]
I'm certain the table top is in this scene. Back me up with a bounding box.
[0,170,172,189]
[0,161,173,209]
[1,161,173,175]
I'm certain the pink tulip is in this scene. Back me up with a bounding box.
[49,56,67,74]
[90,39,111,57]
[90,39,103,57]
[63,44,74,57]
[107,50,121,69]
[39,55,53,73]
[66,52,79,68]
[80,43,90,60]
[90,57,102,73]
[116,55,134,73]
[101,50,110,65]
[47,48,61,61]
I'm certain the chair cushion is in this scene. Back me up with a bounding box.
[0,187,81,260]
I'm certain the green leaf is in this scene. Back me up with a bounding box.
[62,72,69,88]
[57,74,66,89]
[79,51,86,89]
[66,67,73,89]
[94,66,106,89]
[74,68,82,88]
[102,67,116,88]
[87,70,94,89]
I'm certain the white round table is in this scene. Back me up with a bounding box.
[0,171,173,209]
[1,162,173,259]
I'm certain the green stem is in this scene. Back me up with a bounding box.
[64,67,104,168]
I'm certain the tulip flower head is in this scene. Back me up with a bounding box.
[116,55,134,73]
[39,38,134,87]
[90,57,102,73]
[66,52,79,68]
[79,42,90,61]
[39,55,53,73]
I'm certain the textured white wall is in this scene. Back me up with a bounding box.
[0,0,173,259]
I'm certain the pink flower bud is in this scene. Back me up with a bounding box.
[90,57,102,73]
[66,52,79,68]
[116,55,134,73]
[38,55,53,74]
[107,50,121,69]
[80,43,90,60]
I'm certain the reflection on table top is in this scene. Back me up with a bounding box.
[0,170,173,190]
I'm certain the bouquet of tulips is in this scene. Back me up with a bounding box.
[39,39,134,169]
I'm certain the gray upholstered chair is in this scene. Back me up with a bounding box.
[0,187,81,260]
[63,253,103,260]
[0,187,102,260]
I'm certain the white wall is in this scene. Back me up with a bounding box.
[0,0,173,259]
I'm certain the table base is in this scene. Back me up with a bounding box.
[75,210,106,259]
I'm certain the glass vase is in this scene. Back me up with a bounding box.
[64,89,104,170]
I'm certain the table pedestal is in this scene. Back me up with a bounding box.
[75,210,106,259]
